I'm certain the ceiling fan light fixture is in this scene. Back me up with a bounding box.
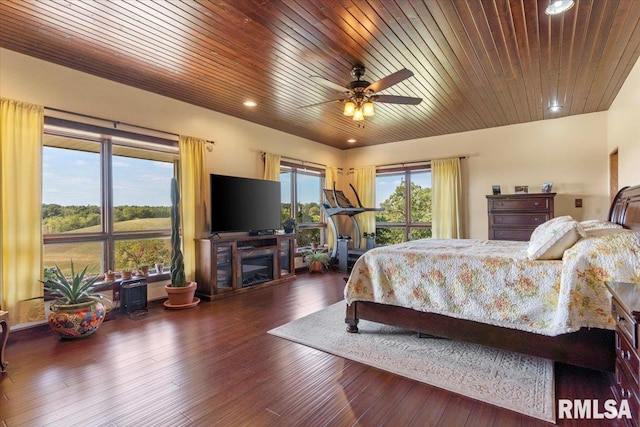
[352,108,364,121]
[363,101,375,117]
[545,0,574,15]
[343,101,356,116]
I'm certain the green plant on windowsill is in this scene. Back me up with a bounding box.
[303,249,330,273]
[282,218,296,234]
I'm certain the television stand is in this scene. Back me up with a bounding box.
[195,233,296,300]
[249,229,275,236]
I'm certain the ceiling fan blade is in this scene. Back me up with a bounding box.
[299,99,345,109]
[374,94,422,105]
[366,69,414,93]
[309,76,349,93]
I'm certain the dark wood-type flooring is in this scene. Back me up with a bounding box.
[0,272,622,426]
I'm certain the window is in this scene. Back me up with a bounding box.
[42,120,177,276]
[280,163,325,248]
[375,166,432,245]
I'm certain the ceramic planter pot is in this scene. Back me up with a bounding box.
[164,282,199,309]
[309,261,325,273]
[48,297,108,339]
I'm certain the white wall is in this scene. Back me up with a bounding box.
[346,113,610,239]
[607,56,640,188]
[0,48,346,178]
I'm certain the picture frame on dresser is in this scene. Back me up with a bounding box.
[492,185,501,195]
[514,185,529,194]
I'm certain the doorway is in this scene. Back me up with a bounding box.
[610,149,619,201]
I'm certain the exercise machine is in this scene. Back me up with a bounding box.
[322,183,382,272]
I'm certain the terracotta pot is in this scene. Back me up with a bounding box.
[48,297,108,339]
[164,282,198,308]
[309,261,324,273]
[121,271,132,280]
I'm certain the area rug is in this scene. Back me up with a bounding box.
[268,302,555,423]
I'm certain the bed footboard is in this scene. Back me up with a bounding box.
[345,301,615,372]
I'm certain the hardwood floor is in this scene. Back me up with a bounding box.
[0,272,623,426]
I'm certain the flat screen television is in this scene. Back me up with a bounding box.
[210,174,281,234]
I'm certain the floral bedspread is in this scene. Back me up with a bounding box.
[345,230,640,336]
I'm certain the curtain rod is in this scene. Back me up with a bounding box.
[349,155,468,171]
[262,152,342,170]
[45,106,216,146]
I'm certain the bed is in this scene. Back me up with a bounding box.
[345,184,640,372]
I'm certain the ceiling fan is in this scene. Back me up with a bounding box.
[304,65,422,121]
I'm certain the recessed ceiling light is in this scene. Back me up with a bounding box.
[243,100,257,107]
[347,138,357,144]
[545,0,574,15]
[548,104,563,112]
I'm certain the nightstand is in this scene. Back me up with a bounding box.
[606,281,640,426]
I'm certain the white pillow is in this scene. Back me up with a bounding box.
[529,215,573,244]
[527,219,585,260]
[580,219,623,231]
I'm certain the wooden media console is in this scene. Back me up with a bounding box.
[195,233,296,300]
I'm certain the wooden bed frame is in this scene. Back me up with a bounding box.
[345,184,640,372]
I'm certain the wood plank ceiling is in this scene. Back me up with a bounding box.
[1,0,639,150]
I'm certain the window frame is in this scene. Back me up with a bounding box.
[42,117,178,276]
[375,164,432,243]
[280,161,326,247]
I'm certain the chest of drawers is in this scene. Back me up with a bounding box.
[486,193,555,241]
[606,281,640,426]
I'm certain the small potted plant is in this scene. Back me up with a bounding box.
[303,250,330,273]
[104,270,116,282]
[282,218,296,234]
[42,261,112,339]
[137,264,149,276]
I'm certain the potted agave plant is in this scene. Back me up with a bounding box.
[43,261,111,339]
[164,177,199,309]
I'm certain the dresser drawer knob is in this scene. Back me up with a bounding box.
[622,388,631,399]
[534,202,540,206]
[623,350,631,360]
[617,315,625,322]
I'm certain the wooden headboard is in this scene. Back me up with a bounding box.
[609,185,640,230]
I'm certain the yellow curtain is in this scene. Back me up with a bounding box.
[353,166,376,247]
[432,157,462,239]
[178,136,207,283]
[0,98,44,324]
[263,153,281,181]
[324,166,340,250]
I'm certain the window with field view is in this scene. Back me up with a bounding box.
[280,164,324,248]
[42,123,177,276]
[375,167,432,245]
